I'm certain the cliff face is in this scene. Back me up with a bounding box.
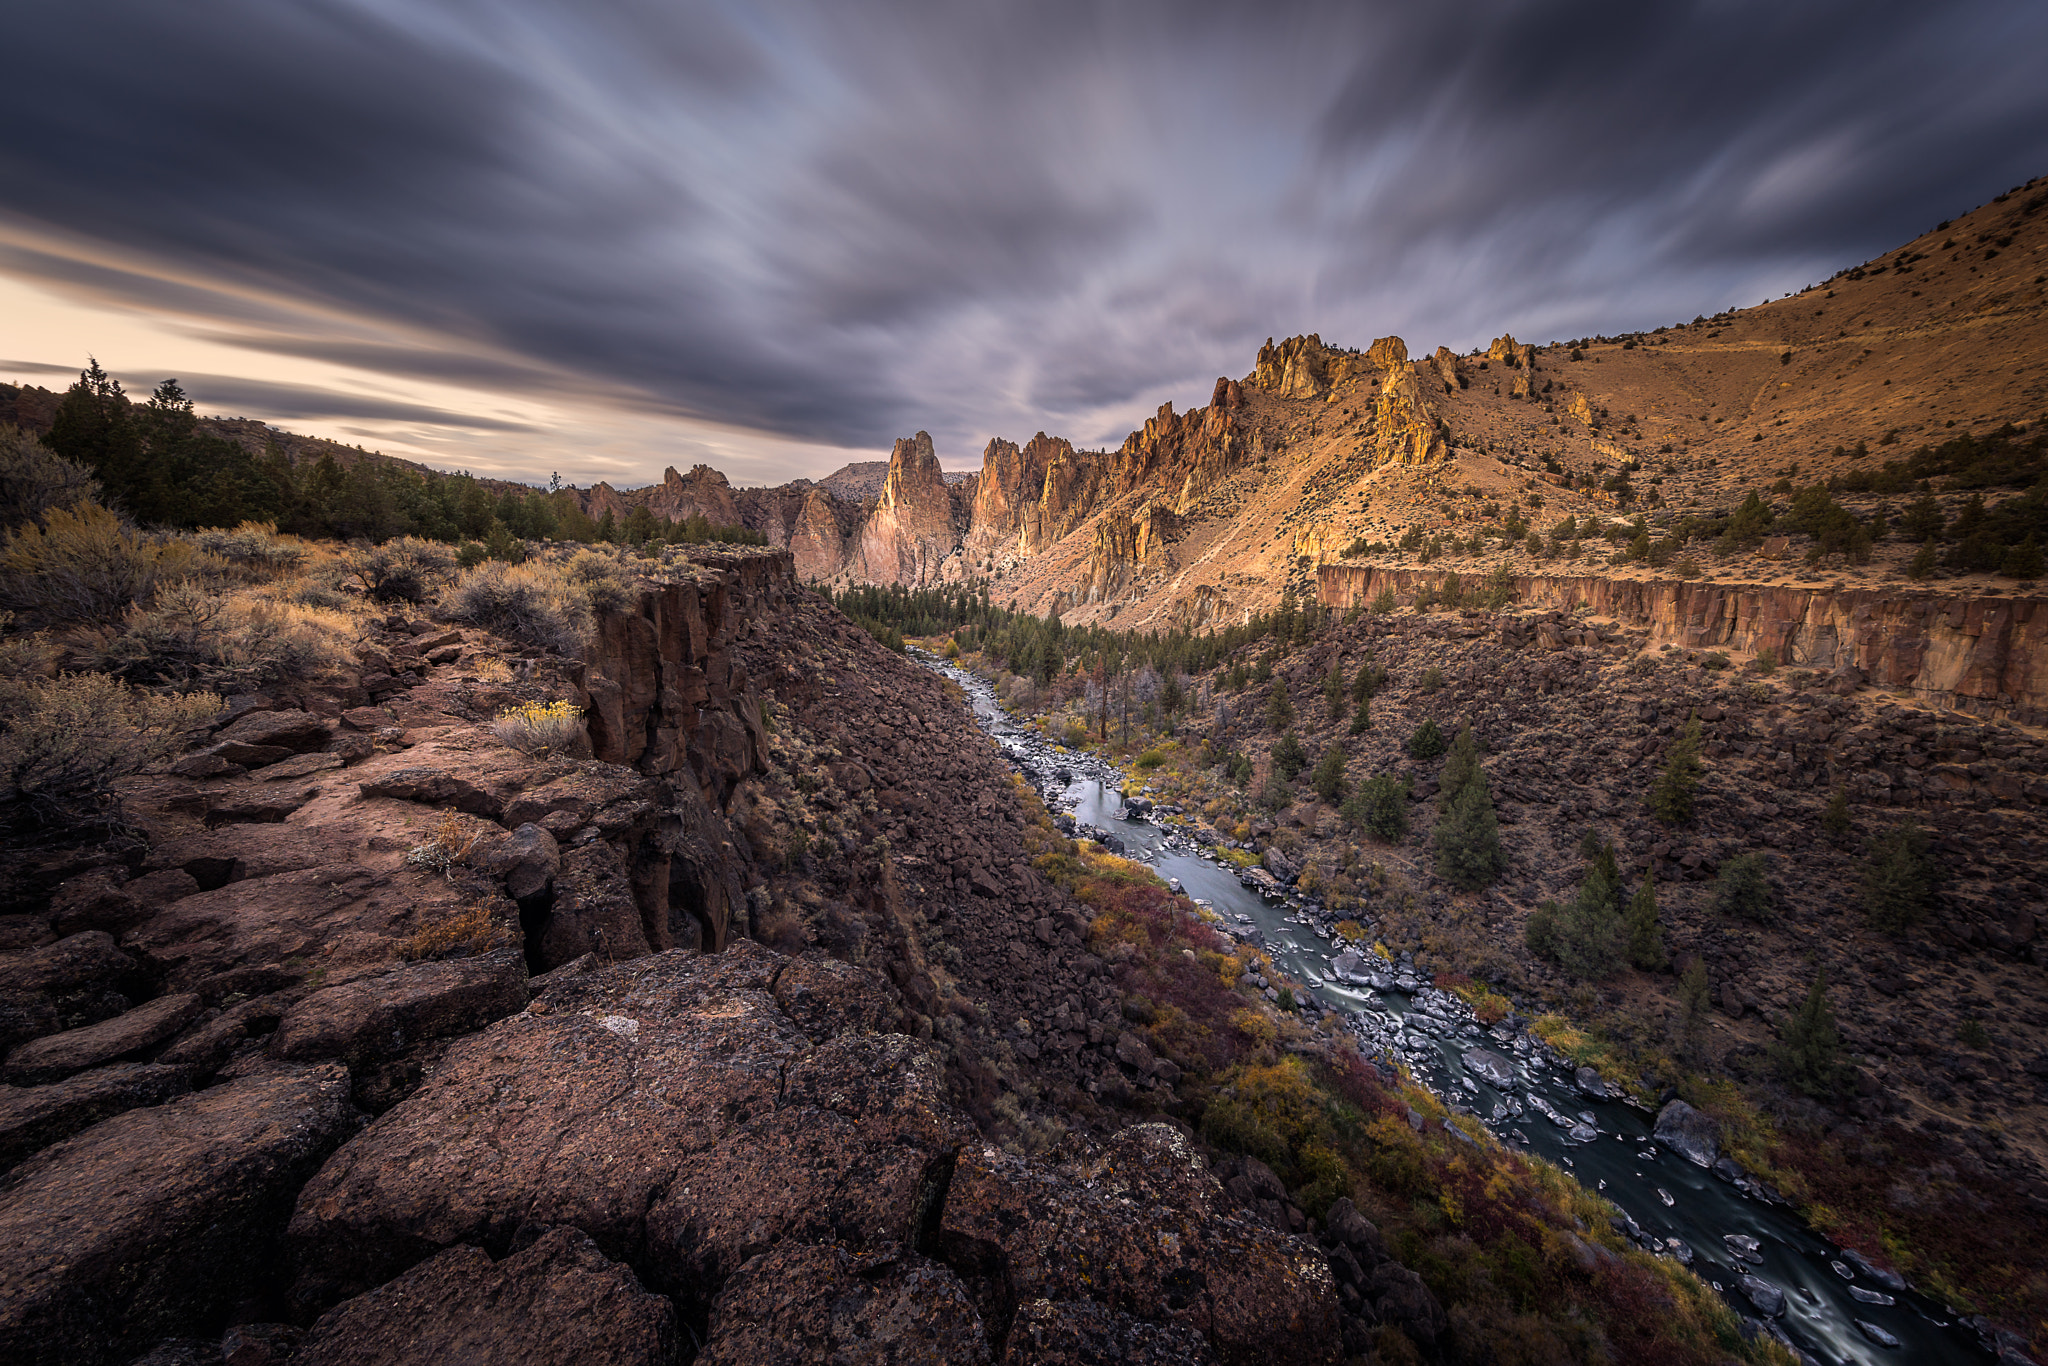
[854,431,963,585]
[966,432,1064,561]
[1082,503,1178,603]
[1316,564,2048,722]
[645,464,744,527]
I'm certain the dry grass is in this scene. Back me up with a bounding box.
[73,581,363,690]
[404,810,480,878]
[0,502,200,625]
[491,700,589,757]
[403,897,512,960]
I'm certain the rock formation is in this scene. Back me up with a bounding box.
[644,464,744,527]
[1371,363,1448,466]
[1082,503,1178,603]
[854,432,966,585]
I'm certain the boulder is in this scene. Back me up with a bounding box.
[465,823,559,901]
[215,710,332,755]
[1320,1198,1388,1269]
[0,1062,191,1172]
[1001,1298,1216,1364]
[1737,1273,1784,1318]
[268,950,527,1072]
[1573,1065,1611,1099]
[534,842,649,969]
[0,1062,358,1366]
[1367,1261,1447,1352]
[291,1227,676,1366]
[931,1125,1341,1365]
[1841,1248,1908,1292]
[1652,1099,1720,1168]
[355,767,503,818]
[286,944,967,1322]
[4,993,202,1085]
[1461,1047,1516,1090]
[697,1242,987,1366]
[0,930,139,1053]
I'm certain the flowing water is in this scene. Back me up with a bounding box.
[920,651,1990,1365]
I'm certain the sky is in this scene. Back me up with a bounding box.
[3,1,2044,490]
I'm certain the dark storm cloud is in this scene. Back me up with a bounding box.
[1,0,2043,476]
[139,371,539,433]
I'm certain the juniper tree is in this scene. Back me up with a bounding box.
[1625,878,1667,970]
[1648,710,1704,823]
[1349,695,1372,734]
[1267,677,1293,730]
[1675,958,1711,1059]
[1436,723,1480,814]
[1343,773,1408,843]
[1713,852,1774,922]
[1324,657,1346,720]
[1433,768,1504,891]
[1822,786,1852,838]
[1311,744,1347,803]
[1554,841,1625,979]
[1772,970,1851,1099]
[1861,821,1942,934]
[1272,731,1308,780]
[1407,718,1446,760]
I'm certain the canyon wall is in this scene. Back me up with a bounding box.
[1316,564,2048,722]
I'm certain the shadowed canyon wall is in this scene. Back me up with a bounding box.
[1317,564,2048,722]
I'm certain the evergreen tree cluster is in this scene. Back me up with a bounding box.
[34,360,766,550]
[1526,833,1666,980]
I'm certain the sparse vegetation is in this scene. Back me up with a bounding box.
[0,671,219,824]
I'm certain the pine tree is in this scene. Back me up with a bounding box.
[1648,710,1704,823]
[1272,731,1308,780]
[1311,745,1347,803]
[595,508,618,543]
[2003,536,2044,580]
[1342,773,1408,843]
[1907,539,1937,580]
[1436,723,1480,814]
[1407,718,1446,760]
[1267,677,1293,730]
[1351,657,1379,706]
[1712,852,1774,922]
[1861,821,1942,934]
[1433,769,1504,891]
[1772,970,1851,1098]
[1324,657,1346,720]
[1554,842,1624,979]
[1822,787,1852,838]
[1675,958,1711,1058]
[1625,878,1667,970]
[1349,694,1372,734]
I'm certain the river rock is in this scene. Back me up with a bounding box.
[1737,1274,1784,1317]
[1856,1320,1902,1348]
[292,1226,676,1366]
[1573,1065,1611,1099]
[1653,1098,1721,1167]
[1461,1047,1516,1089]
[1842,1248,1909,1291]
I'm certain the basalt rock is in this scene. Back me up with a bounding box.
[1315,565,2048,721]
[855,431,967,586]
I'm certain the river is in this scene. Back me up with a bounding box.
[917,649,1991,1366]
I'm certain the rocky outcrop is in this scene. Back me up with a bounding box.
[643,463,743,527]
[968,433,1066,563]
[786,483,850,581]
[1315,565,2048,720]
[1371,364,1448,466]
[1082,503,1177,603]
[1429,345,1463,392]
[855,432,966,585]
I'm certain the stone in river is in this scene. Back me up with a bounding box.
[1856,1320,1901,1348]
[1653,1098,1721,1167]
[1737,1274,1784,1317]
[1460,1047,1515,1089]
[1573,1066,1611,1099]
[1850,1286,1896,1306]
[1842,1248,1908,1291]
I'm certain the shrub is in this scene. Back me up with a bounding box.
[1406,718,1445,759]
[561,548,638,615]
[405,810,481,878]
[1272,731,1308,780]
[1310,745,1347,803]
[1772,971,1851,1099]
[0,502,197,625]
[1348,697,1372,734]
[76,583,359,690]
[1822,787,1852,838]
[1432,770,1503,890]
[1419,665,1443,693]
[1749,647,1777,675]
[492,700,591,757]
[349,536,453,603]
[0,425,100,528]
[1907,539,1938,579]
[190,522,307,580]
[403,898,512,960]
[1648,711,1703,823]
[1342,773,1409,843]
[1525,901,1561,959]
[0,671,219,823]
[1700,651,1731,670]
[1712,852,1774,922]
[1369,587,1397,614]
[1958,1019,1990,1051]
[1134,746,1166,769]
[1625,879,1667,970]
[440,561,589,653]
[1861,821,1942,933]
[1258,769,1293,812]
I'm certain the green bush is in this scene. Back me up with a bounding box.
[1272,731,1308,780]
[1342,773,1409,843]
[1310,745,1347,803]
[1267,677,1294,730]
[1861,821,1942,933]
[1549,842,1625,979]
[1407,718,1445,760]
[1432,770,1503,891]
[0,671,220,823]
[1648,711,1703,823]
[1712,852,1774,922]
[1419,665,1443,693]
